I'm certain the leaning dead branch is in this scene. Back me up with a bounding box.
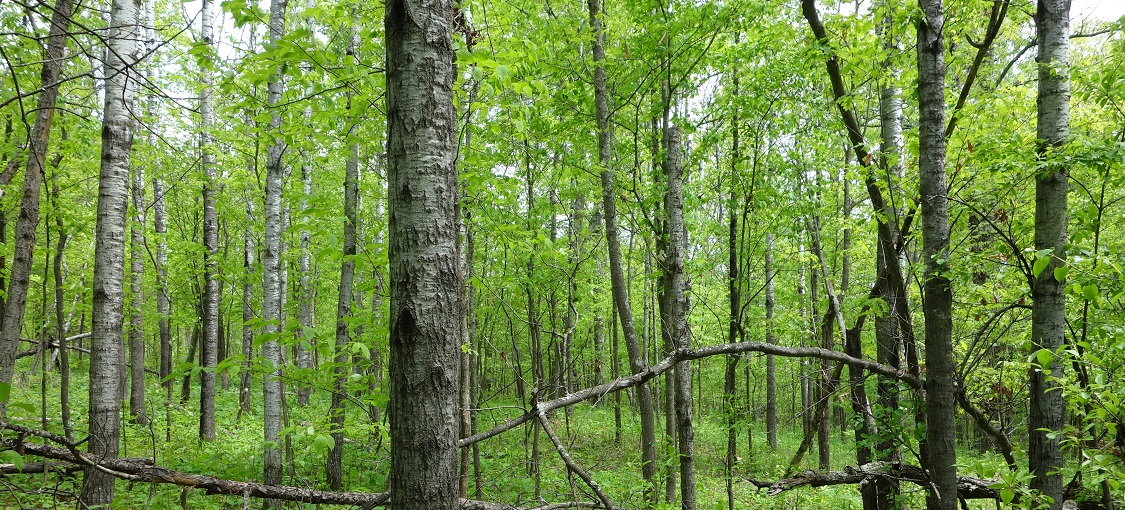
[461,341,917,448]
[536,407,616,510]
[746,462,1000,501]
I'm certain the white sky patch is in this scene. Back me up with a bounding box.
[1072,0,1125,23]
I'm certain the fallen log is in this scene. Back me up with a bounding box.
[0,428,604,510]
[745,461,999,500]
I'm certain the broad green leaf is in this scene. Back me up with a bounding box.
[1083,284,1099,301]
[1000,489,1015,503]
[0,450,24,470]
[1035,348,1054,368]
[1053,266,1067,282]
[1033,256,1051,278]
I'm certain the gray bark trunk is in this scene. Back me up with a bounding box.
[240,202,254,416]
[297,135,313,408]
[199,0,219,442]
[385,0,461,507]
[0,0,76,394]
[1029,1,1070,508]
[262,0,288,504]
[128,138,147,426]
[327,31,358,484]
[155,179,171,389]
[765,234,777,450]
[917,1,958,508]
[660,125,696,510]
[588,0,658,502]
[81,0,141,503]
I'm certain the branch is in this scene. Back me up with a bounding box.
[461,341,918,448]
[0,424,608,510]
[746,462,1001,500]
[537,407,616,510]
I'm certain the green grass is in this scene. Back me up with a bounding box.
[2,363,1013,509]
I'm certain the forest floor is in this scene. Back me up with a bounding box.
[0,365,1014,509]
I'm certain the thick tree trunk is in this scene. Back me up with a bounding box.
[80,0,141,504]
[0,0,76,394]
[198,0,219,442]
[261,0,288,504]
[1029,1,1070,508]
[588,0,658,503]
[385,0,461,507]
[917,1,958,508]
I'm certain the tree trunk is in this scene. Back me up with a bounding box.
[385,0,461,507]
[589,0,658,502]
[765,233,777,450]
[297,155,313,407]
[197,0,219,442]
[80,0,140,503]
[0,0,76,394]
[917,1,958,508]
[327,24,359,492]
[155,179,171,390]
[261,0,288,504]
[660,125,696,510]
[1029,1,1070,508]
[128,137,147,426]
[52,185,73,440]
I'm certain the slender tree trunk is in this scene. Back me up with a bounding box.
[155,180,171,389]
[724,71,742,510]
[917,1,958,508]
[0,0,77,394]
[660,125,696,510]
[80,0,141,503]
[765,234,777,450]
[589,0,657,502]
[52,185,73,440]
[239,203,254,416]
[128,138,147,426]
[1029,1,1070,508]
[197,0,219,442]
[386,0,461,507]
[261,0,289,504]
[296,156,313,407]
[327,24,360,492]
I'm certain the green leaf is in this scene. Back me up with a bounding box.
[0,450,24,470]
[1033,256,1051,278]
[1053,266,1068,282]
[0,382,9,403]
[1082,284,1099,301]
[1035,348,1054,368]
[1000,488,1015,503]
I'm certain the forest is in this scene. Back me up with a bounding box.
[0,0,1123,508]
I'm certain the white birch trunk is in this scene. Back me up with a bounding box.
[80,0,142,504]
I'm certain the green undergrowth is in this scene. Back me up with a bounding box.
[1,365,1009,509]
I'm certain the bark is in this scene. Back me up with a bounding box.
[724,71,742,510]
[327,28,359,485]
[1029,1,1070,508]
[0,0,77,395]
[385,0,461,507]
[52,186,72,440]
[199,0,219,442]
[660,125,696,510]
[155,179,171,390]
[240,203,253,416]
[589,0,658,502]
[80,0,141,504]
[297,153,313,407]
[128,136,147,426]
[262,0,288,503]
[765,234,777,450]
[917,1,958,509]
[746,462,1001,501]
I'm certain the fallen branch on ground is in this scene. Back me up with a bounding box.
[746,461,999,500]
[0,423,607,510]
